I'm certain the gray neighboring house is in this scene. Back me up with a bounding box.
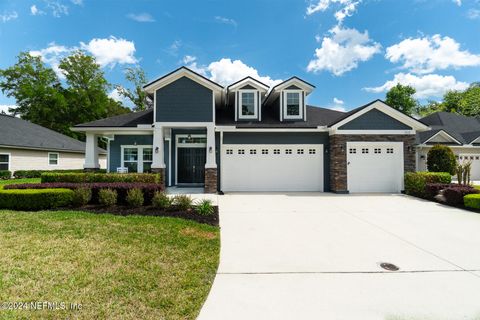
[416,112,480,179]
[0,114,106,174]
[73,66,430,193]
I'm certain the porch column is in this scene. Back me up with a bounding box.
[152,125,166,187]
[84,133,100,170]
[205,125,217,193]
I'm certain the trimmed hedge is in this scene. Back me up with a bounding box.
[0,170,11,180]
[464,194,480,210]
[404,172,452,198]
[442,185,479,206]
[41,172,160,184]
[4,182,162,205]
[0,188,74,210]
[14,169,106,179]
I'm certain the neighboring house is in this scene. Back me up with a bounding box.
[72,67,429,193]
[0,114,106,174]
[416,112,480,179]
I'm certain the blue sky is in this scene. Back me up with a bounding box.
[0,0,479,113]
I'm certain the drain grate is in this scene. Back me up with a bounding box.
[379,262,400,271]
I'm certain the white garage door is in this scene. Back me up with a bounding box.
[347,142,404,193]
[221,144,324,192]
[459,154,480,180]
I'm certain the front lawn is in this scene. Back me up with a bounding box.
[0,210,220,319]
[0,178,41,186]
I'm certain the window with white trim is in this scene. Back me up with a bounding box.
[0,154,9,171]
[239,90,257,119]
[48,152,59,165]
[123,148,138,172]
[283,90,303,120]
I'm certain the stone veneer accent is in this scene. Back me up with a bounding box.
[204,168,218,193]
[151,168,166,190]
[329,134,416,193]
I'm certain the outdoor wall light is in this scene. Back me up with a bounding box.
[155,147,159,153]
[209,146,213,153]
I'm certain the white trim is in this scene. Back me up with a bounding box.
[144,68,223,94]
[470,136,480,144]
[330,129,416,135]
[106,139,110,173]
[71,127,153,134]
[214,126,329,132]
[156,122,214,128]
[423,130,462,145]
[416,144,480,149]
[0,144,104,154]
[331,100,430,132]
[168,130,172,186]
[238,90,258,120]
[121,145,153,173]
[48,152,59,166]
[174,134,207,185]
[0,153,11,172]
[273,78,315,94]
[228,77,269,92]
[283,90,304,120]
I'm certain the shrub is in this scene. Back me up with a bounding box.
[14,169,106,179]
[173,195,193,211]
[427,145,456,175]
[152,192,172,210]
[0,188,74,210]
[72,187,92,207]
[41,172,160,184]
[195,199,214,216]
[0,170,11,180]
[404,172,452,198]
[464,194,480,210]
[98,189,117,206]
[4,182,162,205]
[126,188,144,207]
[425,183,455,199]
[442,185,479,206]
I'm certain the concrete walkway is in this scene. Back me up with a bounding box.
[198,193,480,320]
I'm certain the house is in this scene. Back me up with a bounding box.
[416,112,480,179]
[72,67,429,193]
[0,114,106,174]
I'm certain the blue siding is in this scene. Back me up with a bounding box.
[222,132,330,191]
[155,76,213,122]
[109,135,153,172]
[339,109,412,130]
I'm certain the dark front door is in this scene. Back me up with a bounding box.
[177,148,206,184]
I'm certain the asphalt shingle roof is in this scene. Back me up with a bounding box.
[418,112,480,144]
[75,109,153,127]
[0,114,105,153]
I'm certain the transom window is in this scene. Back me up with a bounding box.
[286,92,300,117]
[0,154,9,171]
[48,152,59,165]
[177,136,207,144]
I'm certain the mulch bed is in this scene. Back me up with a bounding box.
[73,205,219,226]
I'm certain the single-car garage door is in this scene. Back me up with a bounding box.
[347,142,404,193]
[221,144,323,192]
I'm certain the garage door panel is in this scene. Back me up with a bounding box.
[221,145,323,192]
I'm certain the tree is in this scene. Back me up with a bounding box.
[427,145,456,175]
[116,66,152,111]
[385,84,418,115]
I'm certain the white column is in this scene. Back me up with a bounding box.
[84,133,100,169]
[205,124,217,168]
[152,125,166,168]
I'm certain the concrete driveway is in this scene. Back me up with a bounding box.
[198,193,480,320]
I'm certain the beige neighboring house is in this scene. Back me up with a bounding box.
[0,114,106,174]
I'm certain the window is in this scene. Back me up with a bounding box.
[286,92,300,116]
[374,148,381,154]
[238,149,245,154]
[262,149,268,154]
[362,148,369,154]
[143,148,153,173]
[297,149,304,154]
[285,149,292,154]
[123,148,138,173]
[177,136,207,144]
[226,149,233,155]
[122,146,153,173]
[386,148,394,154]
[48,152,59,165]
[349,148,356,154]
[0,154,9,171]
[240,91,256,118]
[250,149,257,155]
[274,149,280,154]
[309,149,316,154]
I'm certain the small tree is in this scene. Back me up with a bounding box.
[427,145,456,175]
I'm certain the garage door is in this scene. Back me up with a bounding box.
[221,144,323,192]
[459,154,480,180]
[347,142,403,193]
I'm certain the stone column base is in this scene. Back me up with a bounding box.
[205,168,218,193]
[151,168,166,190]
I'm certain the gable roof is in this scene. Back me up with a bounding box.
[227,76,270,91]
[0,114,105,153]
[418,112,480,144]
[75,109,153,128]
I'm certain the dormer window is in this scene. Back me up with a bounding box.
[239,90,258,119]
[283,90,303,120]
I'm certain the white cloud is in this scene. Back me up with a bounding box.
[165,40,182,56]
[306,0,361,23]
[108,89,123,102]
[126,13,155,22]
[71,0,83,5]
[467,9,480,19]
[45,0,69,17]
[30,5,45,16]
[385,34,480,74]
[328,97,346,111]
[307,26,381,76]
[453,0,461,6]
[364,73,469,99]
[214,16,237,27]
[80,36,138,67]
[329,105,347,112]
[182,56,282,87]
[0,105,17,115]
[30,43,71,78]
[333,97,344,105]
[0,11,18,23]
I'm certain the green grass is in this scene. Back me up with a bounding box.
[0,210,220,320]
[0,178,41,186]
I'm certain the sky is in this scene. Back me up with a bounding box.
[0,0,479,113]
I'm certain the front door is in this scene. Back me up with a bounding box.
[177,148,206,184]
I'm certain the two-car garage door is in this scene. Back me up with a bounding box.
[221,144,324,192]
